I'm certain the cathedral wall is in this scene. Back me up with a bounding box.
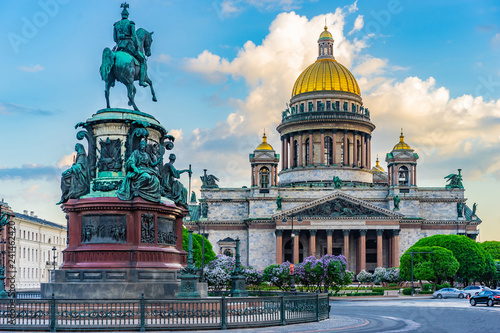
[418,202,458,220]
[279,167,373,184]
[248,200,278,218]
[201,189,250,200]
[248,229,276,270]
[207,202,248,221]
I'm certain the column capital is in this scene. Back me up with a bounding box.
[297,130,303,135]
[309,229,317,236]
[393,229,400,236]
[343,229,350,236]
[343,129,348,134]
[292,230,300,237]
[353,130,358,135]
[359,229,367,236]
[332,129,337,134]
[275,230,283,236]
[320,129,325,134]
[326,229,333,236]
[376,229,384,236]
[308,130,313,134]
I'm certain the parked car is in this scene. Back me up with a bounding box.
[433,288,467,299]
[470,290,500,307]
[462,285,487,296]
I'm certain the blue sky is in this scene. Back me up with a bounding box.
[0,0,499,241]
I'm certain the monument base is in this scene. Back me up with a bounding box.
[41,269,207,299]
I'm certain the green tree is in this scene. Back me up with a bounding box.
[400,246,459,291]
[410,234,487,285]
[182,227,216,267]
[480,241,500,260]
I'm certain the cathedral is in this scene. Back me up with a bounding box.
[185,27,481,273]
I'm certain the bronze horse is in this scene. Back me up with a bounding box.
[100,28,157,111]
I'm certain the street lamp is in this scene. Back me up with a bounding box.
[0,239,7,298]
[282,215,303,293]
[411,249,433,296]
[51,246,58,271]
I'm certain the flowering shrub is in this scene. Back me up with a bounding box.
[242,266,263,286]
[202,255,235,290]
[295,256,322,291]
[320,254,352,293]
[262,262,292,291]
[383,267,401,284]
[356,270,373,284]
[373,267,387,284]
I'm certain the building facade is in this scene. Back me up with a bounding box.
[10,206,66,290]
[185,27,481,273]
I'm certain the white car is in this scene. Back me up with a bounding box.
[433,288,467,299]
[462,285,487,296]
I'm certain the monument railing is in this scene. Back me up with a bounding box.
[0,293,329,331]
[281,110,372,124]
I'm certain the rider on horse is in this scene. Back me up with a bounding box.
[113,3,147,87]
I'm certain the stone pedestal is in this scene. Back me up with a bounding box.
[42,196,188,299]
[230,275,248,297]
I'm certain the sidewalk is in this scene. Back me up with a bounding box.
[330,290,433,301]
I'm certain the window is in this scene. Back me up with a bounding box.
[305,138,310,165]
[398,166,409,186]
[317,101,323,111]
[48,238,51,244]
[300,103,304,112]
[293,140,298,168]
[326,101,331,111]
[339,140,344,165]
[23,247,26,259]
[324,137,333,166]
[308,102,313,112]
[335,101,340,111]
[352,103,356,112]
[259,167,270,188]
[343,102,348,111]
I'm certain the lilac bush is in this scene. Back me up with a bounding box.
[356,270,373,284]
[242,266,263,286]
[320,254,352,293]
[295,256,322,291]
[202,254,235,290]
[262,261,293,291]
[383,267,401,284]
[373,267,387,284]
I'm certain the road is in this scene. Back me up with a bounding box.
[201,298,500,333]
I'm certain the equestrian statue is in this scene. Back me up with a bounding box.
[100,3,157,111]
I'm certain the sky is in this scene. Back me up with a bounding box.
[0,0,499,241]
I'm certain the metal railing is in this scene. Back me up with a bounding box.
[281,110,372,124]
[0,293,329,331]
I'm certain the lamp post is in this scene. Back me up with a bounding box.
[410,249,433,296]
[0,239,7,298]
[282,215,303,293]
[51,246,57,271]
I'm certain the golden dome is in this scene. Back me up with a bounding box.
[319,26,333,40]
[393,129,411,150]
[373,156,385,172]
[291,59,360,97]
[256,131,274,151]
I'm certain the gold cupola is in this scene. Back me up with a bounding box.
[256,131,274,151]
[374,155,385,172]
[291,26,360,97]
[393,129,411,150]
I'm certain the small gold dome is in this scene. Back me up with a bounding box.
[291,59,360,97]
[319,26,333,40]
[393,129,411,150]
[373,156,385,172]
[256,131,274,151]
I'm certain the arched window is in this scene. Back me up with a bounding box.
[223,249,233,257]
[293,140,298,168]
[48,238,51,244]
[398,166,409,185]
[356,139,361,167]
[329,45,333,55]
[305,138,310,165]
[259,167,270,188]
[324,137,333,165]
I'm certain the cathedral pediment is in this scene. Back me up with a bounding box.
[274,192,401,220]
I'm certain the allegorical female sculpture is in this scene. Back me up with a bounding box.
[57,143,90,204]
[160,154,191,206]
[117,140,162,202]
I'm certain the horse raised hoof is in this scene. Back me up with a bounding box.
[152,97,157,102]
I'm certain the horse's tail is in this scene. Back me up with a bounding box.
[100,47,114,82]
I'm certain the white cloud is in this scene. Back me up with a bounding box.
[56,153,75,168]
[153,54,171,63]
[169,128,184,142]
[221,0,241,16]
[354,57,387,76]
[349,14,364,35]
[19,64,44,72]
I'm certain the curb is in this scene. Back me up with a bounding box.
[330,295,433,301]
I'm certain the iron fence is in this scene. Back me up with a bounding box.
[0,293,329,331]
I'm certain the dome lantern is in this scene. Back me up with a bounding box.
[318,26,334,60]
